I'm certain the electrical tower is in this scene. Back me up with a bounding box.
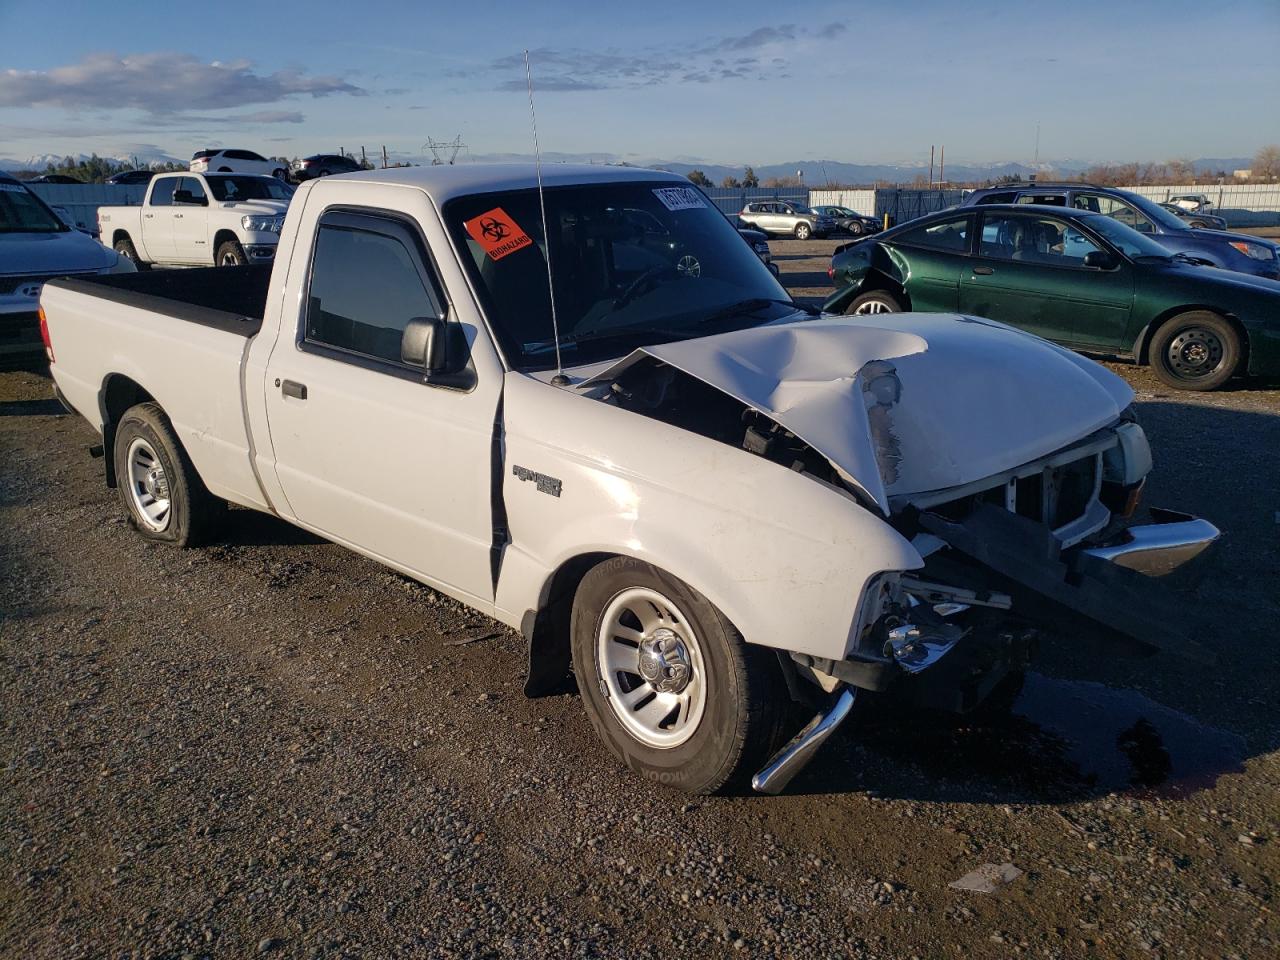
[424,135,466,165]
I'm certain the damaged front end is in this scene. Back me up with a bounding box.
[580,314,1219,793]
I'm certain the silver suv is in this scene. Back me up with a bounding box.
[739,200,834,240]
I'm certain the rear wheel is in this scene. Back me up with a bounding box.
[1149,310,1240,391]
[113,236,149,271]
[570,557,786,794]
[216,240,248,267]
[794,222,812,241]
[844,290,903,316]
[112,402,224,546]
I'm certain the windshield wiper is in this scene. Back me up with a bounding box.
[696,297,813,327]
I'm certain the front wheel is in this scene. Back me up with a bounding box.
[112,403,224,546]
[113,236,150,271]
[794,222,812,241]
[844,290,903,316]
[216,240,248,267]
[1149,311,1240,391]
[570,557,786,794]
[272,168,287,181]
[847,221,863,236]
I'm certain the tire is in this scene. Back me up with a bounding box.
[112,235,150,271]
[112,402,225,547]
[271,168,287,181]
[1148,310,1240,391]
[847,221,862,236]
[318,169,331,177]
[844,290,903,316]
[216,240,248,267]
[794,222,812,241]
[570,557,787,794]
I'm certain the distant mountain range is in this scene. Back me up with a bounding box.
[1,148,1253,184]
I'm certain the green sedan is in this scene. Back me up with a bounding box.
[823,203,1280,390]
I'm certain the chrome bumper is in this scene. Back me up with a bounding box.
[1081,508,1220,577]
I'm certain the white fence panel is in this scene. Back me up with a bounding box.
[809,189,877,215]
[26,183,150,236]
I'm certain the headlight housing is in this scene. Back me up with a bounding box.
[242,215,284,233]
[1228,240,1276,261]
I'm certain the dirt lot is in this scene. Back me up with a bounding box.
[2,254,1279,959]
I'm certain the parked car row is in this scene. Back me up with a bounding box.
[823,200,1280,391]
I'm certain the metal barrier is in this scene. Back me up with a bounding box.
[700,186,810,217]
[26,183,149,236]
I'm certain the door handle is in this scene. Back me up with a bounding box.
[174,213,183,220]
[973,265,995,275]
[279,379,308,400]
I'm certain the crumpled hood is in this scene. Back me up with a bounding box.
[217,200,289,216]
[586,313,1133,513]
[0,230,115,276]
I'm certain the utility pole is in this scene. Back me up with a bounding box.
[939,145,945,185]
[1034,121,1041,167]
[928,145,935,186]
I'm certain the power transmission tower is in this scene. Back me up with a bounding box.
[424,135,466,165]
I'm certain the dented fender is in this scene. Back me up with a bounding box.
[494,373,924,664]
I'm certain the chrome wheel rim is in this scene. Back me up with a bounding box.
[596,587,707,749]
[126,437,171,531]
[796,225,810,239]
[220,251,241,266]
[854,299,893,315]
[1167,327,1224,380]
[676,254,701,278]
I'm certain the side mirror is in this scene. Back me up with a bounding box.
[401,316,447,373]
[1083,250,1119,270]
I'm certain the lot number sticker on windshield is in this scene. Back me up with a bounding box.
[0,183,26,193]
[463,207,533,261]
[652,187,707,212]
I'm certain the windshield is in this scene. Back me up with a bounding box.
[446,181,793,370]
[1117,190,1192,232]
[205,175,292,202]
[0,180,67,234]
[1082,212,1176,259]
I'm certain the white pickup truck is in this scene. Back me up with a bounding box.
[97,172,292,269]
[41,164,1219,794]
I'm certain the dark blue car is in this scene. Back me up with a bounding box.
[960,182,1279,281]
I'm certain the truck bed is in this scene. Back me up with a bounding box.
[41,264,275,514]
[54,264,271,337]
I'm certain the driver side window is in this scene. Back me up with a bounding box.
[1078,194,1152,234]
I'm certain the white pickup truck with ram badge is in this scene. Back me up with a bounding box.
[97,171,292,269]
[40,165,1220,794]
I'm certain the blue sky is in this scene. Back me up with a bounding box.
[1,0,1277,167]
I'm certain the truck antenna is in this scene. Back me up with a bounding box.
[524,49,568,386]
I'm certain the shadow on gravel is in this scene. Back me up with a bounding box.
[787,672,1247,805]
[0,398,66,417]
[218,506,326,547]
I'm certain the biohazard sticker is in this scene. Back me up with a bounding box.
[652,187,707,211]
[463,207,533,261]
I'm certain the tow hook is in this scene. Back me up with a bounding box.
[752,687,857,795]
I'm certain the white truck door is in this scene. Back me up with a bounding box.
[262,206,501,608]
[172,177,212,263]
[139,176,178,261]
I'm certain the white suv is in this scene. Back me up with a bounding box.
[190,149,287,180]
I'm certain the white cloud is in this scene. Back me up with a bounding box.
[0,52,363,114]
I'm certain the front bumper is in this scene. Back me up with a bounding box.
[243,244,278,261]
[0,308,41,359]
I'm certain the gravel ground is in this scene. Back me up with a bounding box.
[2,253,1278,958]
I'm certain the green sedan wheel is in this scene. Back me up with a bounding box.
[845,291,903,316]
[1149,311,1240,392]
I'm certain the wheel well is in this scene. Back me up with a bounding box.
[99,375,155,488]
[1135,307,1248,367]
[212,230,240,259]
[111,229,132,248]
[857,271,911,310]
[521,552,616,697]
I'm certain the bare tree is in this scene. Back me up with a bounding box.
[1254,145,1280,182]
[686,170,712,187]
[720,175,741,188]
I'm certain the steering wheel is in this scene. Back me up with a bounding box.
[614,264,679,310]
